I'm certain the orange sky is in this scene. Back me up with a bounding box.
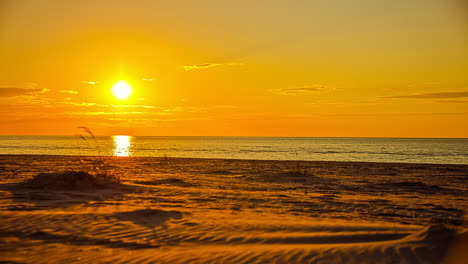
[1,0,467,137]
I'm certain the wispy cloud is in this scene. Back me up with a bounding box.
[183,62,243,71]
[407,82,441,88]
[160,106,207,113]
[66,111,147,116]
[271,85,331,95]
[224,111,467,121]
[184,63,222,71]
[60,101,157,109]
[81,81,96,85]
[0,87,43,98]
[434,99,468,104]
[60,90,78,94]
[382,91,468,99]
[61,102,99,107]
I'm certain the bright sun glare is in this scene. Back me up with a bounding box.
[111,80,132,100]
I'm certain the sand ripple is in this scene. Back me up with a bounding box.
[0,155,466,263]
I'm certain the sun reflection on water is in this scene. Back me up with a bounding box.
[113,135,132,157]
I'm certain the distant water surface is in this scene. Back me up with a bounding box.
[0,136,467,164]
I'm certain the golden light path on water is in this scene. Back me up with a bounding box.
[113,135,132,157]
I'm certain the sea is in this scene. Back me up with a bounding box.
[0,136,467,165]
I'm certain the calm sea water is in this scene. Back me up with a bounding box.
[0,136,467,164]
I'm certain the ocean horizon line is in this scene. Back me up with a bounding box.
[1,153,467,166]
[1,135,467,140]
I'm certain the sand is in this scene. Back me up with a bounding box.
[0,155,467,263]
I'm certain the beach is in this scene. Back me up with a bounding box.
[0,155,467,263]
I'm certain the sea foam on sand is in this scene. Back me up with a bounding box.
[0,155,466,263]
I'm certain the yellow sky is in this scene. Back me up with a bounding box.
[0,0,467,137]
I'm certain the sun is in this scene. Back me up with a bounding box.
[111,80,132,100]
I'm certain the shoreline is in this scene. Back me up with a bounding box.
[2,154,468,167]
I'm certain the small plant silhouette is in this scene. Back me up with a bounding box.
[70,127,121,186]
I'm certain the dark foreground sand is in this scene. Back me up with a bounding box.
[0,155,467,263]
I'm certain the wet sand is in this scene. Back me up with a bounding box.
[0,155,467,263]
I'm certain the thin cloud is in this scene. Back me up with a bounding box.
[184,63,222,71]
[66,111,147,116]
[0,87,43,98]
[61,102,98,107]
[183,62,243,71]
[225,112,466,121]
[111,104,156,109]
[60,101,157,109]
[60,90,78,94]
[406,82,441,88]
[272,85,331,95]
[161,106,206,113]
[434,99,468,104]
[382,91,468,99]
